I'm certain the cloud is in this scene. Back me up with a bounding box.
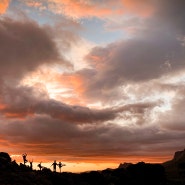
[61,0,184,102]
[1,0,185,164]
[0,0,10,14]
[51,0,157,20]
[67,33,182,102]
[87,32,182,81]
[0,82,158,125]
[48,0,115,19]
[120,0,156,17]
[0,74,164,161]
[20,0,156,20]
[157,85,185,131]
[25,1,43,8]
[0,17,70,80]
[104,0,185,33]
[156,0,185,34]
[1,114,185,162]
[0,84,114,123]
[19,0,119,19]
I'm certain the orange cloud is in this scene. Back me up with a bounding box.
[20,0,156,19]
[20,67,87,106]
[47,0,121,19]
[26,1,42,8]
[0,101,33,119]
[0,103,6,110]
[52,73,87,105]
[0,0,10,14]
[44,0,156,19]
[4,112,33,119]
[121,0,155,17]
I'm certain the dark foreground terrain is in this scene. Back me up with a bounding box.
[1,150,185,185]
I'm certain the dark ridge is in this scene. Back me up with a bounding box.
[0,150,185,185]
[163,148,185,184]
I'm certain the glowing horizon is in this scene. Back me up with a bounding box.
[10,153,173,173]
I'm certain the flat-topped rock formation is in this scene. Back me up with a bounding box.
[173,149,185,162]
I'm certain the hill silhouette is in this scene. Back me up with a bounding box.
[163,149,185,184]
[0,150,185,185]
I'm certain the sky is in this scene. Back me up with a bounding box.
[0,0,185,172]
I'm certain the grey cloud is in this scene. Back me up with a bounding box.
[156,0,185,34]
[1,114,185,159]
[0,17,69,79]
[87,29,183,83]
[80,34,183,102]
[158,86,185,131]
[0,83,158,124]
[0,84,117,123]
[77,0,185,101]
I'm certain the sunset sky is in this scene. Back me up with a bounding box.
[0,0,185,172]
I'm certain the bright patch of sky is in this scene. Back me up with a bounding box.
[8,0,123,45]
[7,0,59,25]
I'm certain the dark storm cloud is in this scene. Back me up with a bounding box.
[86,33,182,83]
[77,0,185,101]
[157,0,185,34]
[1,114,185,159]
[0,84,117,123]
[0,84,158,124]
[0,17,68,79]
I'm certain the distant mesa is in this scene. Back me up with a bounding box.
[162,148,185,183]
[164,148,185,166]
[173,149,185,162]
[118,149,185,169]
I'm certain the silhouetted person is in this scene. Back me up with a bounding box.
[51,160,57,172]
[29,160,33,170]
[22,153,28,165]
[58,162,66,173]
[38,162,42,171]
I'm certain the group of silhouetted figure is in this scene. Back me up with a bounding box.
[22,153,65,172]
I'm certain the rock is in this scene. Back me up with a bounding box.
[173,149,185,162]
[118,162,132,169]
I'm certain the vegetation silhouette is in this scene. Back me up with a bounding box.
[1,150,185,185]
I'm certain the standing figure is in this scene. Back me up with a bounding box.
[37,162,42,171]
[51,160,58,172]
[29,160,33,170]
[58,162,66,173]
[22,153,28,165]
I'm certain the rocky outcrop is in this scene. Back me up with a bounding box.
[173,149,185,162]
[118,162,132,169]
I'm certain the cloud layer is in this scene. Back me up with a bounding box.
[0,0,10,14]
[1,0,185,166]
[0,18,62,79]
